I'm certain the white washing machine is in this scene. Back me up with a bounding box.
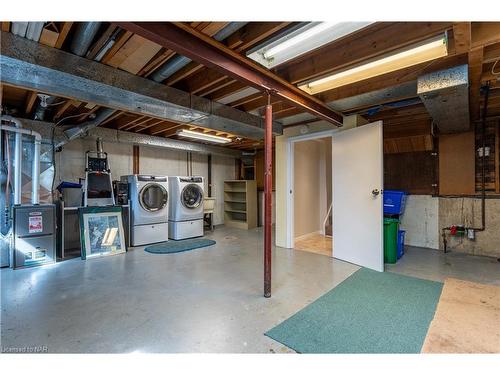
[168,176,204,240]
[121,175,169,246]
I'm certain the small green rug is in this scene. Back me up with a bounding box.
[144,238,216,254]
[265,268,443,353]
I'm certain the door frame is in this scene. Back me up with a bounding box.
[286,129,336,249]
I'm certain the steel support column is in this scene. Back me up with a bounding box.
[264,103,273,298]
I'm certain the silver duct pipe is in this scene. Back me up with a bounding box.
[0,116,42,205]
[59,108,117,148]
[25,22,44,42]
[213,22,247,41]
[96,137,104,158]
[150,55,191,82]
[150,22,247,83]
[70,22,102,56]
[1,116,23,205]
[33,95,57,121]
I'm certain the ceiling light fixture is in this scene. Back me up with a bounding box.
[299,34,448,95]
[177,129,232,144]
[247,22,374,69]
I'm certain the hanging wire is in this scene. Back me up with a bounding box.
[492,59,500,75]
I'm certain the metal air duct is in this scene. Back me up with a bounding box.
[70,22,102,56]
[417,64,470,133]
[1,116,42,205]
[150,22,247,82]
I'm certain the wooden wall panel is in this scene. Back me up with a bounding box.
[384,151,436,194]
[439,131,476,195]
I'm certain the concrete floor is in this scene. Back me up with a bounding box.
[1,226,498,353]
[1,226,359,353]
[386,246,500,286]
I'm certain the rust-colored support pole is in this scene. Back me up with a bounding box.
[264,102,273,298]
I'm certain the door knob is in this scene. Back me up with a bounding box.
[371,189,380,196]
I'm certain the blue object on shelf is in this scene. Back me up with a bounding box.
[57,181,82,193]
[383,190,407,215]
[397,230,406,259]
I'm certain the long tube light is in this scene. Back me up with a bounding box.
[177,129,232,144]
[247,22,373,69]
[299,34,448,95]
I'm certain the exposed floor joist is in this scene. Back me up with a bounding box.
[0,31,281,140]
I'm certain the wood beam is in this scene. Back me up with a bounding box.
[1,22,10,32]
[209,81,247,101]
[54,22,73,49]
[228,22,292,53]
[99,110,124,126]
[162,22,233,85]
[117,22,342,125]
[276,22,453,85]
[86,24,119,60]
[53,99,75,120]
[196,78,235,97]
[469,46,484,121]
[318,53,467,104]
[471,22,500,48]
[101,30,133,64]
[453,22,471,54]
[24,91,38,116]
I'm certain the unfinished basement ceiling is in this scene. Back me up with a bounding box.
[1,21,500,152]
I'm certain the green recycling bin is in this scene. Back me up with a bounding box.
[384,217,399,264]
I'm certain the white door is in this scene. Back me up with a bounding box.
[332,121,383,271]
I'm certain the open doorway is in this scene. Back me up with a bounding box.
[292,136,332,257]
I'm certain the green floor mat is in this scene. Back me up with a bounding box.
[265,268,443,353]
[145,238,216,254]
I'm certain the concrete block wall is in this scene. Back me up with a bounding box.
[399,195,440,250]
[438,197,500,258]
[55,138,235,225]
[400,195,500,258]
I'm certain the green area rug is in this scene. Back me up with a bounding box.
[145,238,215,254]
[265,268,443,353]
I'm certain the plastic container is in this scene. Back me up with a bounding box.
[384,217,399,264]
[397,230,406,259]
[383,190,407,215]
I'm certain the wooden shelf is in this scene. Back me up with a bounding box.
[225,209,247,214]
[224,180,257,230]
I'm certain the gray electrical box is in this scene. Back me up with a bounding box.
[13,204,56,269]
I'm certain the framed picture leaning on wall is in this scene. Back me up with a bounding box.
[79,206,126,260]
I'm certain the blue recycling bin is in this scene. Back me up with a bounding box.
[383,190,407,215]
[397,230,406,259]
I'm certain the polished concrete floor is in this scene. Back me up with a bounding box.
[1,226,359,353]
[2,226,499,353]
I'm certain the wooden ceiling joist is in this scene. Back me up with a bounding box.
[117,22,342,125]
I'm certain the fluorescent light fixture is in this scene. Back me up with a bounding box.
[247,22,373,69]
[177,129,232,144]
[299,34,448,95]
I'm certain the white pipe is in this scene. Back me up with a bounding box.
[0,119,42,205]
[1,116,23,205]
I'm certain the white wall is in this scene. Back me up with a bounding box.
[399,195,440,249]
[56,138,235,225]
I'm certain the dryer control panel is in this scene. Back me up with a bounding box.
[180,177,203,183]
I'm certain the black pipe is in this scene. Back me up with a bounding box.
[471,82,490,232]
[442,82,490,253]
[207,154,212,196]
